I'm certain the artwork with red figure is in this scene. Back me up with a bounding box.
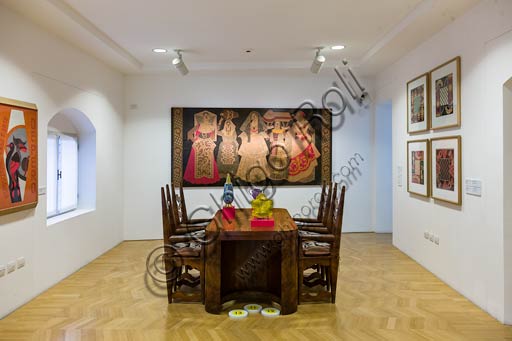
[0,97,38,215]
[172,107,331,187]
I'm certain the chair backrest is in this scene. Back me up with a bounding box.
[178,184,189,224]
[321,182,333,226]
[161,186,172,242]
[330,185,346,255]
[170,183,184,227]
[315,181,328,220]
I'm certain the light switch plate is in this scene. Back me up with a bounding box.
[465,178,482,196]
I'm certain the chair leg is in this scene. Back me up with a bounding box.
[330,258,339,303]
[323,266,330,291]
[298,260,303,303]
[200,258,205,304]
[164,258,173,304]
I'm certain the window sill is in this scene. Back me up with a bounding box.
[47,208,95,227]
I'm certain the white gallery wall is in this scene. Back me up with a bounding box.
[374,0,512,322]
[0,5,125,318]
[123,70,376,240]
[505,78,512,324]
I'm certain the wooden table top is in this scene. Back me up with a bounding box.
[206,208,297,233]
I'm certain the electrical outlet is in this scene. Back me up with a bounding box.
[16,257,25,269]
[434,235,440,245]
[0,265,6,277]
[7,261,16,273]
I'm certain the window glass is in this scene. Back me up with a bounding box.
[47,133,78,218]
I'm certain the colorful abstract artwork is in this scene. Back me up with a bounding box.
[410,85,425,124]
[0,97,38,216]
[172,108,332,187]
[407,139,429,197]
[411,151,424,185]
[435,74,453,117]
[407,73,429,133]
[436,149,455,191]
[430,57,461,130]
[430,136,461,205]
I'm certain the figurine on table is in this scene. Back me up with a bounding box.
[222,173,235,220]
[250,189,274,227]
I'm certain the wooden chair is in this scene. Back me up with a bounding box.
[297,181,334,235]
[160,185,205,304]
[166,184,205,236]
[298,184,346,303]
[294,181,331,226]
[173,182,212,226]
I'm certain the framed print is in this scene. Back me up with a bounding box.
[0,96,38,216]
[407,139,429,197]
[407,73,429,133]
[171,107,332,187]
[430,56,461,130]
[430,136,461,205]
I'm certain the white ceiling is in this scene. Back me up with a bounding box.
[1,0,479,75]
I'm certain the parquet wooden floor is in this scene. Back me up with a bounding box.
[1,233,511,340]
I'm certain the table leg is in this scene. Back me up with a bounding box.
[205,233,221,314]
[280,231,298,314]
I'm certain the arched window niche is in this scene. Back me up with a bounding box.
[46,108,96,225]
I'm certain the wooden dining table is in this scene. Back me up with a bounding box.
[204,208,298,315]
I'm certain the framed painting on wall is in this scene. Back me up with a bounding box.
[407,73,429,133]
[171,107,332,187]
[0,96,38,216]
[407,139,430,197]
[430,136,462,205]
[430,56,461,130]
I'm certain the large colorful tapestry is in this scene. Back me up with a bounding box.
[172,108,332,187]
[0,97,38,215]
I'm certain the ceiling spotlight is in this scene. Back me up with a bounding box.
[152,48,167,53]
[310,48,325,74]
[172,49,189,76]
[331,45,345,50]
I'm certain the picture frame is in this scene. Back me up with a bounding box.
[171,107,332,187]
[0,96,38,216]
[430,56,461,130]
[430,136,462,205]
[407,73,429,133]
[407,139,430,197]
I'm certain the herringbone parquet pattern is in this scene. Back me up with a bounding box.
[1,233,511,340]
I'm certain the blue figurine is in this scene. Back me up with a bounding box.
[223,173,234,207]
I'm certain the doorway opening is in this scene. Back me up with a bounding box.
[374,100,393,233]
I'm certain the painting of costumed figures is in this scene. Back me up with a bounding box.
[217,110,239,178]
[288,110,321,183]
[236,111,270,183]
[263,110,292,181]
[172,107,331,187]
[183,110,220,185]
[0,97,38,215]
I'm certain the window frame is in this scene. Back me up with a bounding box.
[46,131,79,219]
